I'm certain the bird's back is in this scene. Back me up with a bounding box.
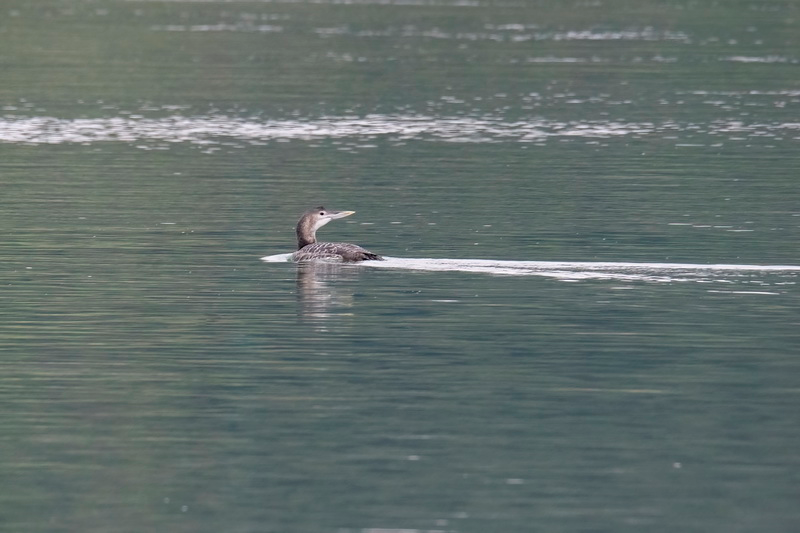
[292,242,383,262]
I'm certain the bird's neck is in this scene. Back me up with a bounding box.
[296,218,316,249]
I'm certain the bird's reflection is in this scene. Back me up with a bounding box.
[295,261,364,325]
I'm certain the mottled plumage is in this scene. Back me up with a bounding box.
[293,242,382,262]
[291,206,383,262]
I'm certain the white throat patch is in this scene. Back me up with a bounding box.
[313,217,332,232]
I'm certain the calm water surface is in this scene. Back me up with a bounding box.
[2,1,799,532]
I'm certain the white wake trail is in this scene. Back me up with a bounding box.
[261,253,800,284]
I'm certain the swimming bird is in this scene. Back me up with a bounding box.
[292,206,383,262]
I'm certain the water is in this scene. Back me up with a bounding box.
[265,253,800,282]
[2,1,799,532]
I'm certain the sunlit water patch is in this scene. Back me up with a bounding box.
[151,23,284,33]
[139,0,486,6]
[261,253,800,286]
[2,114,798,146]
[149,17,692,50]
[314,25,690,43]
[721,56,798,64]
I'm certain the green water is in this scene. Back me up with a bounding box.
[2,1,799,532]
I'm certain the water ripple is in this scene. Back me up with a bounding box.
[151,23,284,33]
[722,55,798,64]
[1,114,798,146]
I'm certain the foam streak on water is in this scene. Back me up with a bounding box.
[261,253,800,285]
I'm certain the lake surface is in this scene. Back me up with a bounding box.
[2,1,799,531]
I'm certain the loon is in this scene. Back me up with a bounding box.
[292,206,383,262]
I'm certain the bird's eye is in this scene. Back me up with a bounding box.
[319,211,325,216]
